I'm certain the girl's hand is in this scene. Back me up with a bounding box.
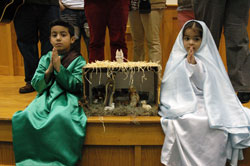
[187,46,197,64]
[52,47,61,72]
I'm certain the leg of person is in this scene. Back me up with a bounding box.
[224,0,250,103]
[141,9,163,65]
[193,0,226,48]
[14,4,39,93]
[107,0,129,61]
[80,10,90,58]
[84,0,107,62]
[60,8,82,53]
[38,5,60,56]
[129,10,146,61]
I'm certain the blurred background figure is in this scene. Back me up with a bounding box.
[59,0,90,58]
[129,0,166,65]
[84,0,130,63]
[14,0,59,94]
[194,0,250,103]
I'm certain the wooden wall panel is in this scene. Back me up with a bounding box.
[81,146,134,166]
[141,146,163,166]
[10,23,25,76]
[0,142,15,165]
[1,115,250,166]
[160,7,180,72]
[0,24,14,75]
[1,143,250,166]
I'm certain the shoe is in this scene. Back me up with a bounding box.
[19,83,35,94]
[237,92,250,104]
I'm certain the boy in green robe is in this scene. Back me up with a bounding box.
[12,19,87,166]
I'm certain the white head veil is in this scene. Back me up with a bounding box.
[159,20,250,149]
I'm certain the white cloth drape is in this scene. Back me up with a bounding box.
[159,20,250,166]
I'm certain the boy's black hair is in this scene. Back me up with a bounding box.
[183,21,203,38]
[49,19,75,37]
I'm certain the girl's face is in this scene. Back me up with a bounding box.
[50,26,75,54]
[183,28,202,53]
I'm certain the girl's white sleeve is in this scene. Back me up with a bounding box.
[185,58,205,90]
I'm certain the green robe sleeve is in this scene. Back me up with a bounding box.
[54,56,86,94]
[31,52,53,94]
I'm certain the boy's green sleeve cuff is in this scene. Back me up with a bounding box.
[54,65,66,77]
[31,74,53,94]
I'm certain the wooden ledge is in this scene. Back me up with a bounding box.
[87,116,161,124]
[85,116,164,146]
[0,116,164,145]
[0,116,161,123]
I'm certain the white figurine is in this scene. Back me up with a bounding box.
[141,100,152,111]
[115,49,124,63]
[104,103,115,111]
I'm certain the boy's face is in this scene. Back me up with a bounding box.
[183,28,202,54]
[50,26,75,54]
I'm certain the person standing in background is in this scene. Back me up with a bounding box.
[84,0,130,63]
[193,0,250,103]
[129,0,166,65]
[59,0,90,58]
[177,0,194,28]
[14,0,59,93]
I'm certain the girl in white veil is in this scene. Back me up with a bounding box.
[159,20,250,166]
